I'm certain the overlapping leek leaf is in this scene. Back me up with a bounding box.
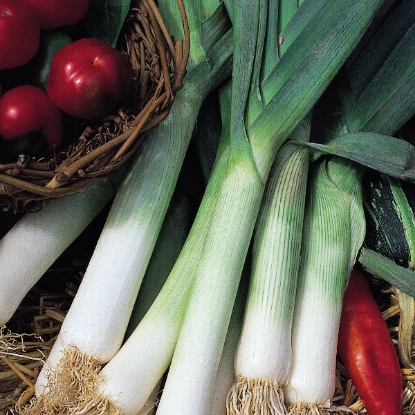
[287,0,415,302]
[301,133,415,182]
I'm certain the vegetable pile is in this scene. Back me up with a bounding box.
[1,0,415,415]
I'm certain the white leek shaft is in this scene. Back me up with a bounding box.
[33,92,203,404]
[54,95,198,352]
[227,138,310,415]
[235,141,309,383]
[0,174,122,327]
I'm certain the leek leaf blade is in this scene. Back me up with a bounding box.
[359,247,415,298]
[297,133,415,182]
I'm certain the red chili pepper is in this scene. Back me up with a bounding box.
[337,268,402,415]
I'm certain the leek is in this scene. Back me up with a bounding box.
[282,6,415,408]
[33,98,204,401]
[155,124,262,415]
[284,156,366,413]
[226,120,311,415]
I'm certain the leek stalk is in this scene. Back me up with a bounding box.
[284,156,366,413]
[33,89,207,399]
[283,6,415,409]
[155,117,263,415]
[302,6,415,399]
[226,121,311,415]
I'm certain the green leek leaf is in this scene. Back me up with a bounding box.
[359,247,415,298]
[296,133,415,182]
[345,0,415,99]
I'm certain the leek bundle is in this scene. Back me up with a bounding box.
[151,0,383,414]
[14,0,391,413]
[28,0,384,412]
[19,1,233,414]
[283,3,415,411]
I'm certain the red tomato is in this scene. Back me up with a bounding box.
[46,38,132,120]
[0,85,64,156]
[337,268,402,415]
[20,0,90,30]
[0,0,40,70]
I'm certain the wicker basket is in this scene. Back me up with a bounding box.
[0,0,189,212]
